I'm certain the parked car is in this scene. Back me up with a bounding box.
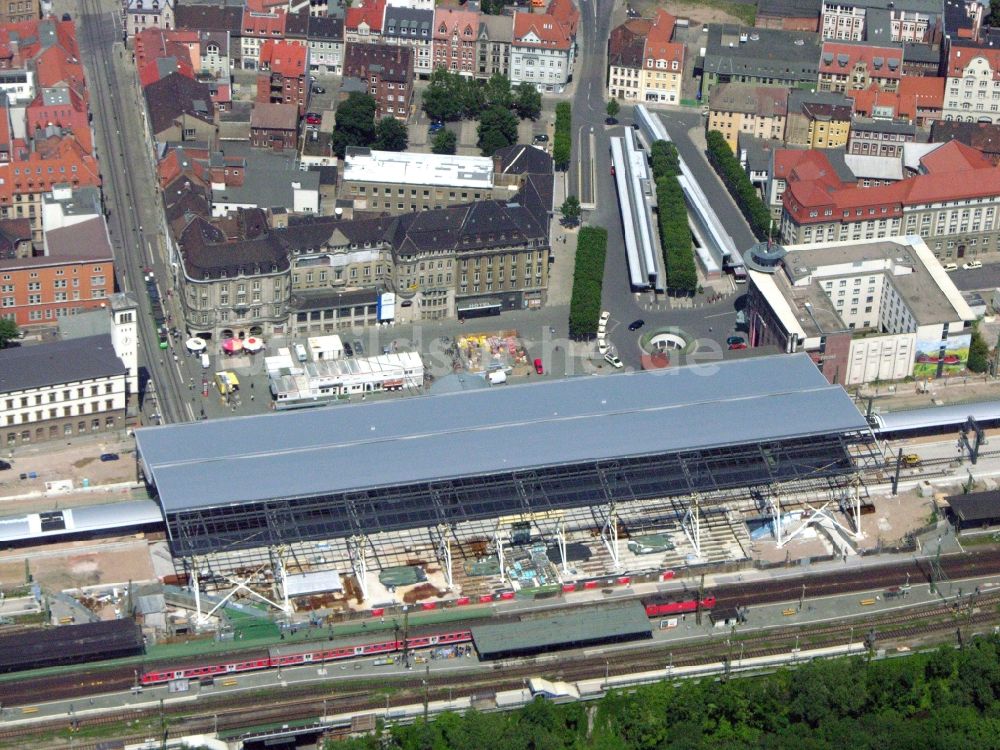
[534,358,544,374]
[100,453,120,462]
[343,342,354,357]
[353,340,365,357]
[610,165,616,177]
[942,263,958,272]
[963,260,983,270]
[312,86,326,94]
[604,353,624,369]
[0,460,11,470]
[533,133,549,143]
[726,336,745,346]
[429,120,445,133]
[728,342,748,350]
[628,319,644,331]
[598,340,609,355]
[600,310,611,324]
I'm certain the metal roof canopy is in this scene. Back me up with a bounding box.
[945,491,1000,523]
[471,602,652,659]
[873,401,1000,434]
[137,353,871,514]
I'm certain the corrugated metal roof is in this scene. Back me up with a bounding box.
[471,602,651,657]
[874,401,1000,433]
[0,500,163,543]
[137,353,870,514]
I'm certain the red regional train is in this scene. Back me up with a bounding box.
[141,591,717,685]
[140,628,473,685]
[641,592,717,618]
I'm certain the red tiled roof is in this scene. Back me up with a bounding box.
[513,12,572,49]
[946,44,1000,79]
[259,39,306,77]
[918,139,992,173]
[848,78,944,120]
[643,9,683,68]
[783,142,1000,223]
[346,0,386,34]
[433,8,479,40]
[242,6,287,37]
[819,42,902,80]
[546,0,579,36]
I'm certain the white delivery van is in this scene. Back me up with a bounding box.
[200,353,210,369]
[294,343,308,362]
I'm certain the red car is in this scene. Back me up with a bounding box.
[610,165,616,177]
[305,112,322,125]
[728,342,748,350]
[534,358,544,374]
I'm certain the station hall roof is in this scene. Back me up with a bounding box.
[136,353,870,514]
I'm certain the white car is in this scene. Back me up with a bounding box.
[962,260,983,270]
[600,310,611,323]
[604,353,624,369]
[598,340,608,355]
[942,263,958,272]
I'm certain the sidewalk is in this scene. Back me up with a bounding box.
[857,374,1000,413]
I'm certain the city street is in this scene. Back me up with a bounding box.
[76,0,194,425]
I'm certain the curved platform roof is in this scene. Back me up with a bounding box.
[873,401,1000,433]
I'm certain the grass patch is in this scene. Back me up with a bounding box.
[958,534,999,547]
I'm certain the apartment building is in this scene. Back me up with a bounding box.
[608,18,648,102]
[780,140,1000,263]
[817,42,902,93]
[256,39,309,116]
[307,15,344,75]
[784,89,852,148]
[382,6,433,78]
[476,14,513,80]
[0,0,39,25]
[342,43,413,122]
[943,45,1000,124]
[249,101,298,150]
[637,10,684,104]
[344,0,385,45]
[0,335,127,447]
[820,0,940,43]
[126,0,175,39]
[707,83,788,151]
[509,11,575,92]
[847,117,915,157]
[432,7,479,78]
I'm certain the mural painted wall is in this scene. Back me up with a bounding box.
[913,333,971,378]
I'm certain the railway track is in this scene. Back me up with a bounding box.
[3,593,997,749]
[4,544,1000,708]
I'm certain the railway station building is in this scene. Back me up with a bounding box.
[134,353,880,617]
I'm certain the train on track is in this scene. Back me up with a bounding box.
[140,591,715,685]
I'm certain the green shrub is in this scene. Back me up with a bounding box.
[705,130,773,240]
[553,102,572,171]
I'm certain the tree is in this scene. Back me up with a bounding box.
[477,105,518,156]
[968,327,990,373]
[560,195,581,226]
[484,72,513,110]
[606,98,620,121]
[431,128,457,155]
[373,116,408,151]
[989,2,1000,28]
[514,82,542,120]
[569,227,607,339]
[331,92,376,158]
[422,68,467,122]
[0,318,18,348]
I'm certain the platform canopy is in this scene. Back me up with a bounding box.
[138,353,878,556]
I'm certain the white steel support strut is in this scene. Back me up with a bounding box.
[495,530,506,586]
[348,535,369,603]
[769,488,783,547]
[190,557,202,627]
[437,525,453,591]
[556,517,569,576]
[274,546,292,615]
[198,565,289,623]
[682,494,702,559]
[601,502,621,570]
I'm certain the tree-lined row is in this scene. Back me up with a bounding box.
[553,102,571,171]
[650,140,696,294]
[422,70,541,124]
[568,226,607,339]
[705,130,773,240]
